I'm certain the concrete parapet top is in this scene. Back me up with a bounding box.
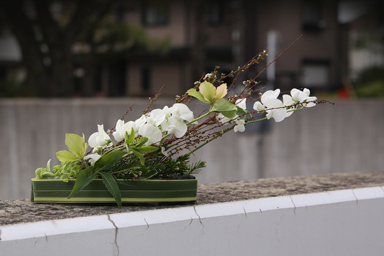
[1,172,384,226]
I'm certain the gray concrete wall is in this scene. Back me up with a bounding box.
[1,98,383,200]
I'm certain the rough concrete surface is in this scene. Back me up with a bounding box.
[1,172,384,226]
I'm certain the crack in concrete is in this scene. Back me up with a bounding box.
[289,196,297,214]
[107,214,120,256]
[189,218,193,226]
[243,207,247,218]
[0,228,2,241]
[193,206,203,226]
[144,218,149,229]
[351,189,359,205]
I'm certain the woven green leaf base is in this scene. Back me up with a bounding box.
[31,178,197,204]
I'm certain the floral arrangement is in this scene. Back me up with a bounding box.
[34,50,328,207]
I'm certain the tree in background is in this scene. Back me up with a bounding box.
[0,0,169,97]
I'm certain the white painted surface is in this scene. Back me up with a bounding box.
[1,186,384,256]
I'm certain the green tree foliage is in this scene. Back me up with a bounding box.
[0,0,169,97]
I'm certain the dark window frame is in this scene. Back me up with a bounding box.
[302,0,326,32]
[141,0,169,26]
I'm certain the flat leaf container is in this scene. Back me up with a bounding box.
[31,178,197,204]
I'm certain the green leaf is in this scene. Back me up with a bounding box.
[56,150,80,162]
[60,174,70,183]
[236,106,248,116]
[46,159,52,173]
[131,148,145,165]
[135,146,159,154]
[187,88,209,103]
[199,81,216,103]
[125,128,135,145]
[94,150,127,171]
[135,137,148,147]
[68,166,97,198]
[211,98,237,118]
[220,111,238,118]
[65,133,87,158]
[35,168,44,178]
[41,172,57,178]
[100,172,122,208]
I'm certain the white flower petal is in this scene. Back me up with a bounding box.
[164,117,187,138]
[124,121,138,134]
[112,120,125,142]
[150,108,166,126]
[171,103,194,122]
[265,99,287,122]
[304,96,317,108]
[139,124,162,144]
[253,101,265,111]
[84,153,101,166]
[235,98,247,110]
[135,115,147,128]
[261,89,280,104]
[234,119,245,132]
[88,124,111,148]
[303,88,311,96]
[217,113,231,124]
[285,110,294,117]
[283,94,294,107]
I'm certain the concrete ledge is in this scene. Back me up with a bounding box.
[1,172,384,256]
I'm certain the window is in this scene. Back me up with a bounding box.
[301,59,330,88]
[302,0,326,32]
[142,1,169,26]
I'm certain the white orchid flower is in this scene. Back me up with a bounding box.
[162,116,188,138]
[253,89,280,111]
[171,103,194,122]
[234,119,245,132]
[264,98,287,122]
[253,89,286,121]
[282,88,317,117]
[88,124,111,150]
[112,120,126,142]
[261,89,280,103]
[139,123,162,145]
[84,153,101,166]
[285,88,317,108]
[149,108,166,126]
[112,120,138,142]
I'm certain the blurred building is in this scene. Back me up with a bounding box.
[0,0,382,97]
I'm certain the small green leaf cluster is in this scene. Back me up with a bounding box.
[35,159,82,182]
